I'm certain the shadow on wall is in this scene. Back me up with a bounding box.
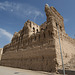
[58,69,75,75]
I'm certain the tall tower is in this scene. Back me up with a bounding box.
[45,4,65,38]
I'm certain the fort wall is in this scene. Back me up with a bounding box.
[1,10,57,71]
[55,34,75,69]
[1,4,75,72]
[1,43,56,72]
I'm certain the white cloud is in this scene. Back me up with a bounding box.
[0,28,13,41]
[0,1,44,22]
[33,11,44,22]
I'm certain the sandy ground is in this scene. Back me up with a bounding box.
[0,66,63,75]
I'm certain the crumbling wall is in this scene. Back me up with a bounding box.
[1,37,57,72]
[45,4,75,69]
[1,12,57,72]
[0,48,3,60]
[55,34,75,69]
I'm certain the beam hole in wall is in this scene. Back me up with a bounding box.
[51,32,53,38]
[44,33,46,38]
[60,26,62,31]
[48,30,50,36]
[41,28,43,30]
[56,23,58,27]
[36,29,38,33]
[33,27,35,32]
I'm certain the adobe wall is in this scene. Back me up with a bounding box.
[55,34,75,69]
[0,48,3,60]
[1,41,56,72]
[45,4,75,69]
[49,7,75,69]
[1,12,57,72]
[1,28,57,72]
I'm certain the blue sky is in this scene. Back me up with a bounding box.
[0,0,75,48]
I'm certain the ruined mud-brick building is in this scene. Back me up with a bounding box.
[1,4,75,72]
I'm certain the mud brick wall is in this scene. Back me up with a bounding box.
[55,35,75,69]
[1,43,57,72]
[0,48,3,61]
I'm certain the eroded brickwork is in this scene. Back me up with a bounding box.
[0,48,3,61]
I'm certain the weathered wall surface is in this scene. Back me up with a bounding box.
[0,48,3,60]
[55,34,75,69]
[45,4,75,70]
[1,10,57,71]
[1,39,57,72]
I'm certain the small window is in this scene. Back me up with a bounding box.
[60,26,62,31]
[56,23,58,27]
[41,28,43,30]
[36,29,38,32]
[33,27,35,32]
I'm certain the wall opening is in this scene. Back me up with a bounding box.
[36,29,38,33]
[48,30,50,36]
[56,23,58,27]
[33,27,35,32]
[41,28,43,30]
[60,26,62,31]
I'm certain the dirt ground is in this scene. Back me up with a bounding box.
[1,66,75,75]
[0,66,63,75]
